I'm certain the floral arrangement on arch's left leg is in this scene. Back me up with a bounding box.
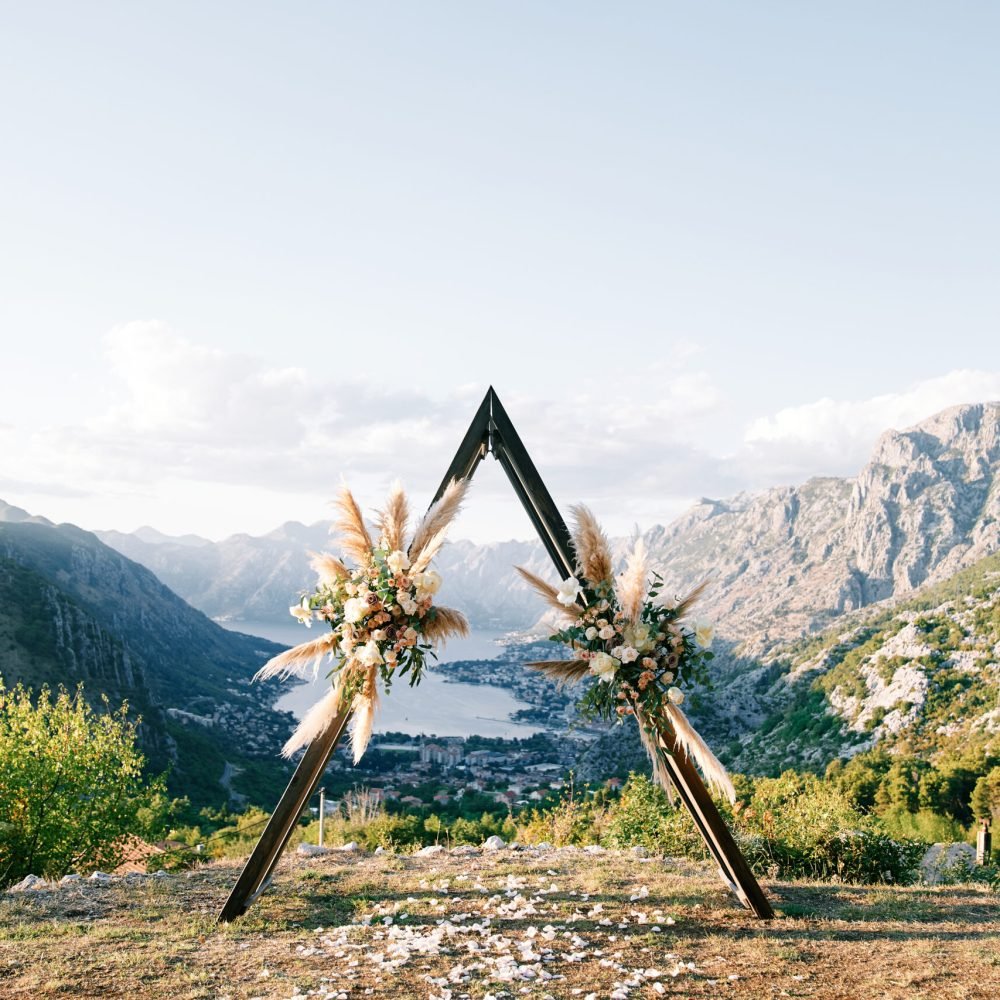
[255,479,470,763]
[517,505,735,804]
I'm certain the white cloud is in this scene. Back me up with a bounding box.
[9,323,996,541]
[740,369,1000,484]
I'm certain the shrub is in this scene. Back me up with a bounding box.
[0,681,168,887]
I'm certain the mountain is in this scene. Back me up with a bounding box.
[714,549,1000,777]
[97,402,1000,655]
[0,502,293,807]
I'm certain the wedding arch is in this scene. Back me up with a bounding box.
[218,388,773,921]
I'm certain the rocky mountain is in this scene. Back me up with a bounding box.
[710,548,1000,777]
[643,401,1000,653]
[98,403,1000,657]
[0,502,293,806]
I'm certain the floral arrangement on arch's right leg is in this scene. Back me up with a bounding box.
[516,505,735,803]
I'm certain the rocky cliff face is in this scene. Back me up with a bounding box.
[0,511,290,803]
[94,402,1000,656]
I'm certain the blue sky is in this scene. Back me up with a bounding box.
[2,3,998,540]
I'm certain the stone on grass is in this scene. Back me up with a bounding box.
[60,874,82,884]
[416,845,446,856]
[9,875,46,892]
[296,843,333,857]
[534,842,553,852]
[583,845,606,854]
[630,845,648,858]
[373,846,386,856]
[338,841,360,852]
[450,845,478,856]
[921,842,978,884]
[88,871,113,882]
[483,835,506,851]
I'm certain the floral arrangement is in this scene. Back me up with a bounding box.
[517,505,735,802]
[256,479,470,762]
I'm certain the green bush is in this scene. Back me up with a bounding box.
[879,807,968,844]
[0,681,169,887]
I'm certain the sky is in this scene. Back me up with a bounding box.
[1,2,998,542]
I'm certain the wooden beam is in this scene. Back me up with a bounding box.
[218,710,351,922]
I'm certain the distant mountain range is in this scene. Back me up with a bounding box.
[97,402,1000,657]
[0,502,293,807]
[4,400,998,790]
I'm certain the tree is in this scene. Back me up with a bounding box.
[971,767,1000,822]
[0,681,169,887]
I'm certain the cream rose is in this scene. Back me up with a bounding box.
[589,652,619,683]
[387,549,410,575]
[357,640,383,667]
[619,646,639,664]
[667,686,684,705]
[343,597,368,624]
[416,570,442,596]
[693,620,714,649]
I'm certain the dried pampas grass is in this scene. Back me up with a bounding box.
[422,606,470,644]
[525,659,591,688]
[570,504,613,587]
[255,633,337,683]
[673,579,711,618]
[618,539,649,624]
[514,566,583,619]
[349,667,379,763]
[334,486,374,566]
[310,552,350,586]
[409,478,469,564]
[376,480,410,552]
[663,704,736,803]
[282,686,345,758]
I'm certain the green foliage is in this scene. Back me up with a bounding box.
[879,807,968,844]
[599,772,923,884]
[971,767,1000,821]
[0,681,170,887]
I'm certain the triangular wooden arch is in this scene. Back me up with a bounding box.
[219,387,773,921]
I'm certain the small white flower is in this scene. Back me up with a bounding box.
[386,550,410,575]
[589,652,619,682]
[398,592,418,615]
[343,597,368,624]
[660,670,674,684]
[585,626,598,641]
[357,640,383,667]
[556,576,582,606]
[598,625,616,641]
[620,646,639,664]
[693,620,714,649]
[289,597,313,627]
[667,686,684,705]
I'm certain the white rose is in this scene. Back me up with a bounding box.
[289,597,313,627]
[585,626,598,641]
[343,597,368,624]
[598,626,616,641]
[556,576,582,606]
[694,620,714,649]
[661,670,674,684]
[357,640,383,667]
[589,652,619,683]
[340,635,356,655]
[624,623,653,653]
[386,549,410,575]
[667,686,684,705]
[398,593,418,616]
[620,646,639,664]
[416,570,442,596]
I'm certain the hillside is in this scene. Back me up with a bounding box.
[715,551,1000,777]
[0,503,294,807]
[97,403,1000,655]
[3,847,998,999]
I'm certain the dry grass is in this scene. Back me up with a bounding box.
[1,849,998,999]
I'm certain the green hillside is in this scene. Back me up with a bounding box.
[0,519,295,809]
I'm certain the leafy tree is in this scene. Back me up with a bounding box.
[0,681,169,887]
[971,767,1000,822]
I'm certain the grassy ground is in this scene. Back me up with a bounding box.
[1,847,998,1000]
